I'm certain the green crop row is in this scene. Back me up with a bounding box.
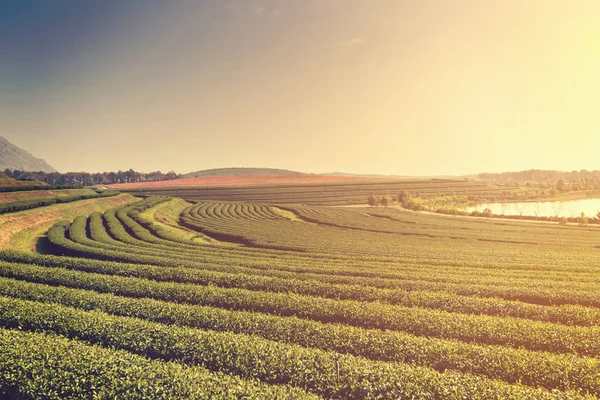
[50,197,600,275]
[129,196,209,244]
[1,260,599,357]
[46,219,600,312]
[0,190,119,214]
[1,275,599,395]
[0,184,84,193]
[178,199,600,266]
[0,328,316,400]
[0,296,588,400]
[19,229,600,328]
[181,202,593,272]
[62,216,600,295]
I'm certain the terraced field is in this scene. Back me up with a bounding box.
[0,188,120,215]
[0,188,96,203]
[0,194,133,252]
[0,196,582,398]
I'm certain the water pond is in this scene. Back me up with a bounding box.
[465,198,600,218]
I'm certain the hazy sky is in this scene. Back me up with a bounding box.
[2,1,600,175]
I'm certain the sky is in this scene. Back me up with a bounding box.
[1,0,600,175]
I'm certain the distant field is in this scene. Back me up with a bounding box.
[113,177,518,205]
[107,174,376,189]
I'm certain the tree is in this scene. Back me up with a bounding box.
[556,179,566,192]
[579,212,589,226]
[397,191,408,204]
[367,194,378,207]
[165,171,179,180]
[380,195,391,207]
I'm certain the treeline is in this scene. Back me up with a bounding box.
[367,191,436,210]
[0,190,119,215]
[4,169,181,186]
[368,191,510,210]
[479,169,600,184]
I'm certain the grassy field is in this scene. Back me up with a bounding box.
[0,193,590,398]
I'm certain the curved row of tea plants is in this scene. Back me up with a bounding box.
[1,275,599,395]
[48,217,600,311]
[0,189,119,214]
[2,259,600,358]
[0,327,317,399]
[179,200,600,265]
[19,231,600,327]
[0,296,590,400]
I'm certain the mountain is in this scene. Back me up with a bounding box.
[183,167,304,178]
[0,136,57,172]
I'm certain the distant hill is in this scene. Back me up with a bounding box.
[0,136,56,173]
[183,167,304,178]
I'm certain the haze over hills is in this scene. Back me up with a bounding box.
[0,136,56,173]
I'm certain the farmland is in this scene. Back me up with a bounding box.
[6,1,599,397]
[113,177,534,205]
[0,187,593,398]
[0,188,97,203]
[1,179,600,398]
[107,173,373,190]
[0,193,134,252]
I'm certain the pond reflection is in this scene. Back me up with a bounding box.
[466,198,600,218]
